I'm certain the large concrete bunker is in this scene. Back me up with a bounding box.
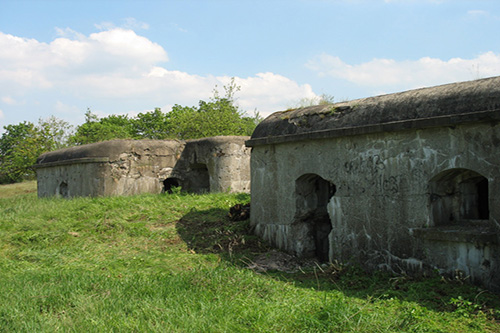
[246,76,500,291]
[36,136,250,197]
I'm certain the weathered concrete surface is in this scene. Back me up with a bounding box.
[36,140,184,197]
[246,77,500,291]
[36,136,250,198]
[168,136,251,193]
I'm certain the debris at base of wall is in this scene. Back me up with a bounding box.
[246,249,318,273]
[228,203,250,221]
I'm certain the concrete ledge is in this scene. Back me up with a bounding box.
[34,157,110,168]
[412,225,499,244]
[246,109,500,147]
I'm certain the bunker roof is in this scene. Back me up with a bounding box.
[247,76,500,147]
[186,135,249,146]
[36,136,250,168]
[36,139,183,167]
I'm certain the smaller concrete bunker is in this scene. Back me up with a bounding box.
[246,76,500,291]
[36,136,250,198]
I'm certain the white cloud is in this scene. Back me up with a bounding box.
[123,18,149,30]
[94,22,116,31]
[2,96,17,105]
[95,18,150,31]
[467,10,489,17]
[233,73,317,114]
[307,52,500,94]
[55,101,81,114]
[170,23,188,33]
[0,28,315,125]
[0,109,4,120]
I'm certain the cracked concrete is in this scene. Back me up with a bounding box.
[36,136,250,197]
[246,76,500,291]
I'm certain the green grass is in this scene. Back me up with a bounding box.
[0,180,38,198]
[0,182,499,332]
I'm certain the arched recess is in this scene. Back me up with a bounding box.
[58,181,68,198]
[163,177,182,194]
[429,168,489,226]
[295,174,336,261]
[188,163,210,193]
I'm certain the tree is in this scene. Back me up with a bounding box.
[167,78,260,139]
[132,108,171,139]
[69,109,136,145]
[69,78,262,143]
[0,122,49,184]
[38,116,74,150]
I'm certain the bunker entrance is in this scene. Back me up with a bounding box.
[163,177,181,194]
[58,181,68,198]
[189,163,210,193]
[295,174,336,261]
[429,168,489,225]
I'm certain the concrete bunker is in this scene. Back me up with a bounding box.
[36,136,251,198]
[294,174,335,261]
[247,76,500,291]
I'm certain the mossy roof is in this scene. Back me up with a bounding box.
[36,136,250,166]
[36,139,183,165]
[248,76,500,146]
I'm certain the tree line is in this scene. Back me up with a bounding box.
[0,80,261,184]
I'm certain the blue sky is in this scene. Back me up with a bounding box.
[1,0,500,132]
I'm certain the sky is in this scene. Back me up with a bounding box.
[1,0,500,132]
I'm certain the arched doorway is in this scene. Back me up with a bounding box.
[163,177,182,194]
[295,174,336,261]
[188,163,210,193]
[58,181,68,198]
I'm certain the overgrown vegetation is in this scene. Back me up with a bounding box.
[287,93,335,110]
[0,181,499,331]
[0,120,68,184]
[0,79,261,184]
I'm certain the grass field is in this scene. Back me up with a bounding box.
[0,181,499,332]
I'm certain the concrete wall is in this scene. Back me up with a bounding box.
[247,77,500,291]
[36,136,250,198]
[170,136,251,193]
[249,121,500,290]
[36,161,108,197]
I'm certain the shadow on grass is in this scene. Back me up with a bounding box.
[176,206,272,262]
[176,205,500,319]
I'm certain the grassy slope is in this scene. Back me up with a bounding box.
[0,182,499,332]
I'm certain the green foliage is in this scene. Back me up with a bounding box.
[69,79,261,144]
[132,107,171,139]
[0,117,72,184]
[69,109,136,145]
[159,78,260,140]
[0,122,51,184]
[1,80,261,184]
[289,93,335,109]
[0,184,499,331]
[449,296,483,318]
[37,116,73,150]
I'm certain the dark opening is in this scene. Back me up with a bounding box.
[295,174,336,261]
[163,178,181,194]
[429,169,489,225]
[188,163,210,193]
[58,181,68,198]
[477,178,489,220]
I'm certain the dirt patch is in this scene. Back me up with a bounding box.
[246,250,319,273]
